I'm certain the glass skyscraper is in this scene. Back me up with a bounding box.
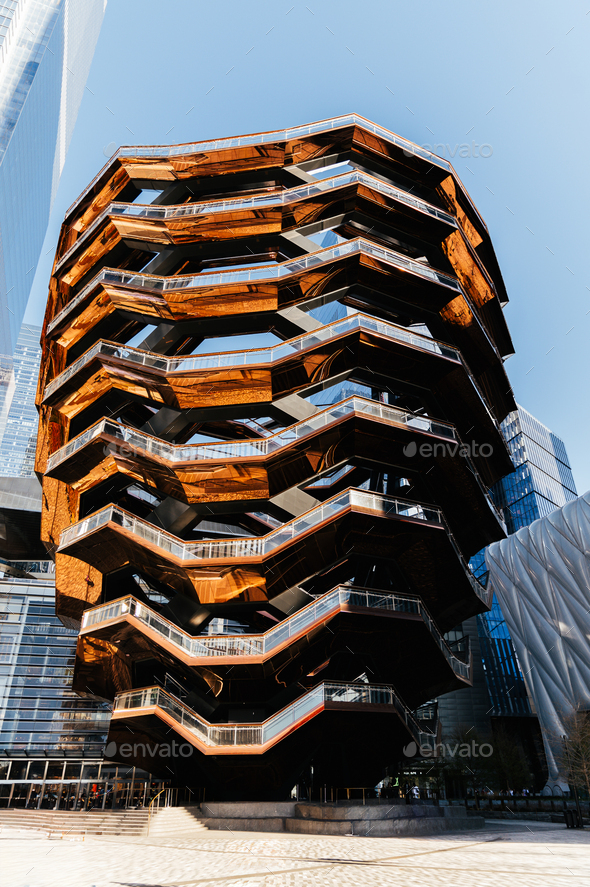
[474,405,577,718]
[0,568,111,756]
[437,404,577,784]
[0,0,110,810]
[486,406,577,534]
[0,0,106,443]
[0,323,41,477]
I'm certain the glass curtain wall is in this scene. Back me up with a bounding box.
[472,405,577,718]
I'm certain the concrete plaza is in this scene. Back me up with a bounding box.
[2,819,589,887]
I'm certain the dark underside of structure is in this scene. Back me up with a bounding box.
[36,115,514,799]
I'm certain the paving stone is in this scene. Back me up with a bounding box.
[2,819,589,886]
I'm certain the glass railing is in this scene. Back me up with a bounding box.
[1,558,55,575]
[56,168,456,272]
[112,678,431,749]
[125,114,455,167]
[47,395,457,471]
[43,312,461,401]
[127,171,456,221]
[81,585,470,680]
[58,487,443,560]
[46,391,503,538]
[67,114,486,230]
[58,486,487,606]
[47,237,461,335]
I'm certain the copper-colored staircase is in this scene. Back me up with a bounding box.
[36,115,514,799]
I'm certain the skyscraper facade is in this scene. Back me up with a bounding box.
[0,0,106,448]
[0,0,106,352]
[36,115,516,799]
[475,405,577,722]
[0,569,110,756]
[0,324,41,477]
[488,406,577,536]
[437,405,577,786]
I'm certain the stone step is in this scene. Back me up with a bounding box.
[0,815,147,826]
[146,806,208,834]
[0,822,146,833]
[0,809,150,817]
[0,814,147,823]
[0,807,198,837]
[201,816,286,833]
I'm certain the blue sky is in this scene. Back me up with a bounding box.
[26,0,590,492]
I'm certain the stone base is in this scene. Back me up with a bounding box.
[199,801,484,836]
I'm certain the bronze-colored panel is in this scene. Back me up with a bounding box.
[54,553,103,628]
[44,244,514,421]
[56,176,458,290]
[46,403,504,555]
[73,634,132,699]
[41,323,512,486]
[76,592,471,711]
[58,501,488,627]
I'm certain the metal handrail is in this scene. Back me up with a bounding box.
[59,486,488,606]
[56,168,456,272]
[58,487,443,560]
[43,311,460,401]
[65,113,486,231]
[47,236,460,335]
[47,395,456,470]
[146,788,167,835]
[113,680,434,751]
[44,392,504,532]
[80,585,471,680]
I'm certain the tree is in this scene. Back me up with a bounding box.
[558,707,590,798]
[488,728,531,792]
[441,727,495,796]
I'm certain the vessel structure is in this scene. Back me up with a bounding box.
[36,115,515,798]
